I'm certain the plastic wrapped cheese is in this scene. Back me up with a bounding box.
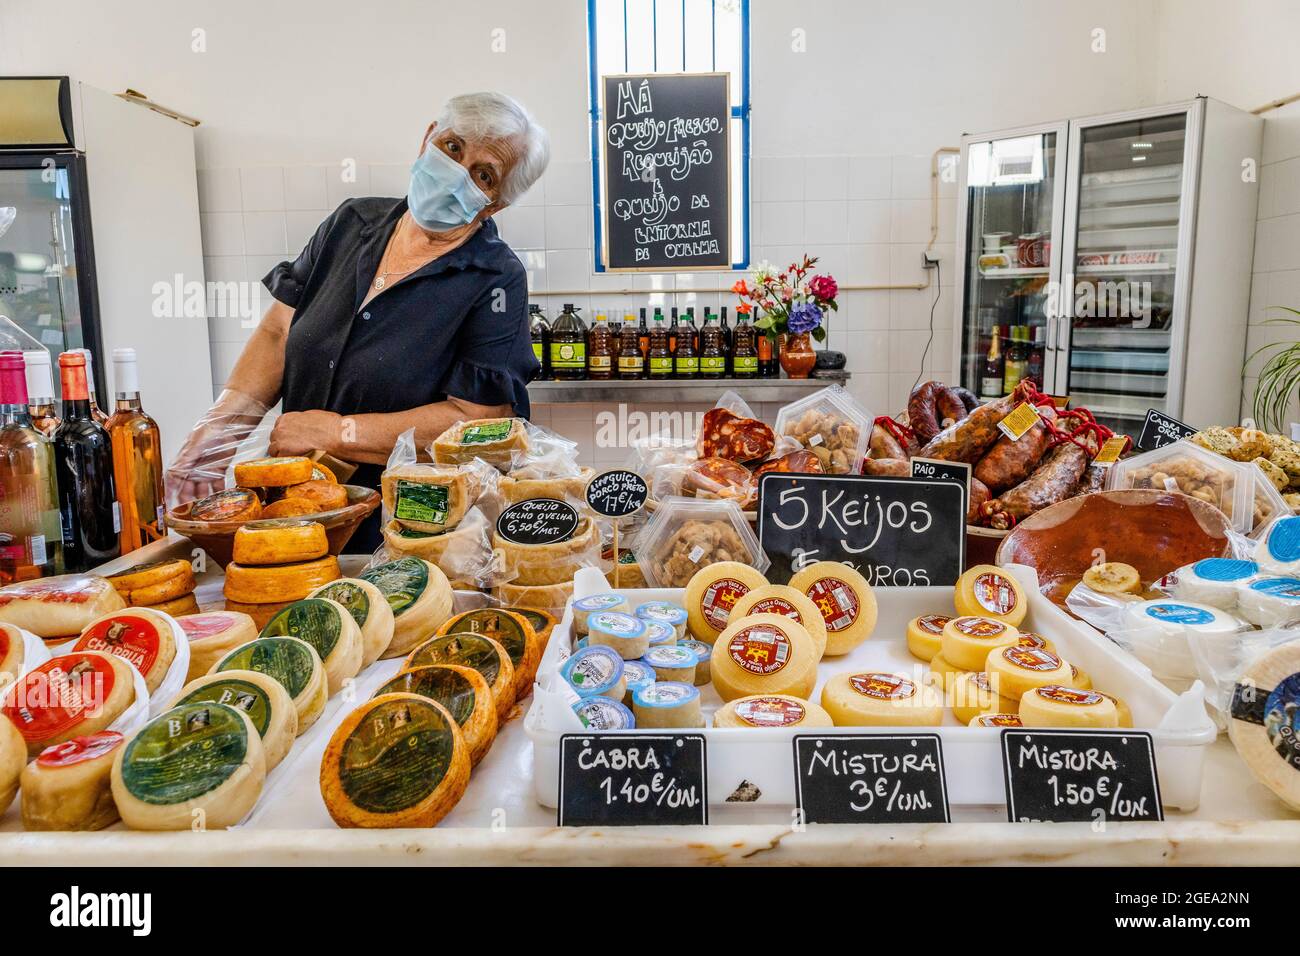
[1119,599,1245,683]
[212,636,329,735]
[1256,515,1300,575]
[20,730,125,831]
[1228,642,1300,810]
[572,593,628,636]
[308,578,396,669]
[632,681,702,728]
[1170,558,1260,610]
[1238,578,1300,628]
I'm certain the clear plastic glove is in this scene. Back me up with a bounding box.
[164,389,271,509]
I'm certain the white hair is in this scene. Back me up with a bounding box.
[437,91,550,206]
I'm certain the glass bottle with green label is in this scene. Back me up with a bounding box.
[549,303,587,381]
[647,313,672,379]
[699,313,725,379]
[528,304,550,379]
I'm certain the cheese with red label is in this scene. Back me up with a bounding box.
[0,623,25,689]
[0,574,126,640]
[954,564,1028,627]
[684,561,768,644]
[949,670,1018,724]
[789,561,877,656]
[73,608,178,694]
[941,616,1020,672]
[821,671,944,726]
[0,715,22,815]
[177,611,258,682]
[985,644,1073,699]
[1018,685,1119,728]
[729,585,828,660]
[1,651,137,757]
[20,730,125,831]
[905,613,951,662]
[709,613,818,703]
[713,694,834,729]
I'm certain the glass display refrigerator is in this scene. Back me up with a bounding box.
[954,98,1263,433]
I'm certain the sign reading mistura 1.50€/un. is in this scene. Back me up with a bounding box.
[600,72,731,271]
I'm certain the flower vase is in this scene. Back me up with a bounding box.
[779,332,816,379]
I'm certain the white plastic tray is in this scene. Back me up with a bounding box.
[524,564,1219,811]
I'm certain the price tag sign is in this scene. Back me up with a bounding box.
[997,401,1042,442]
[911,457,971,513]
[495,498,579,546]
[558,733,708,826]
[793,734,950,824]
[1136,408,1195,451]
[1091,435,1129,468]
[585,469,648,518]
[1001,728,1163,823]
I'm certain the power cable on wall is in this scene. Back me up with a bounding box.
[911,259,941,393]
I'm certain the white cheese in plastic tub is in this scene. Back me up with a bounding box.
[1169,558,1259,610]
[573,696,635,730]
[620,660,656,703]
[525,566,1219,811]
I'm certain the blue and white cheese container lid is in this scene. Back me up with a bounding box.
[573,696,636,730]
[677,638,710,662]
[1121,598,1243,681]
[621,659,657,694]
[588,610,647,641]
[632,680,701,709]
[1257,515,1300,575]
[561,645,625,698]
[635,601,688,634]
[641,620,677,648]
[642,644,699,669]
[1171,558,1260,610]
[573,593,627,614]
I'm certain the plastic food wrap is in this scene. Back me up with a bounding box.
[1106,439,1253,533]
[164,389,273,510]
[635,497,768,588]
[774,384,870,475]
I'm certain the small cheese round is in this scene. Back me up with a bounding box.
[635,601,689,640]
[1121,599,1242,680]
[941,616,1020,672]
[280,479,348,512]
[1097,691,1134,727]
[20,730,125,831]
[172,670,298,771]
[714,694,834,729]
[710,613,819,703]
[308,578,395,669]
[789,561,877,656]
[262,498,320,518]
[970,713,1023,728]
[376,664,497,767]
[986,645,1073,699]
[571,593,628,636]
[677,638,712,686]
[1227,643,1300,810]
[1256,515,1300,575]
[560,644,625,700]
[730,585,828,660]
[954,564,1028,626]
[260,598,363,696]
[492,578,573,612]
[233,519,329,566]
[928,652,967,692]
[145,593,200,617]
[0,715,23,814]
[684,561,769,644]
[113,702,266,829]
[821,671,944,726]
[2,651,137,757]
[437,608,540,695]
[508,607,557,650]
[212,636,328,734]
[1067,663,1093,691]
[108,558,195,606]
[586,611,649,660]
[383,518,479,562]
[73,608,178,694]
[190,487,262,522]
[1238,578,1300,628]
[1172,558,1260,610]
[223,555,342,605]
[359,558,454,658]
[642,620,677,649]
[1018,685,1119,728]
[0,623,26,688]
[949,671,1018,723]
[642,644,700,684]
[620,660,656,705]
[177,611,258,682]
[234,455,315,488]
[905,613,951,662]
[1016,631,1057,655]
[404,633,515,723]
[573,696,636,730]
[320,693,470,828]
[0,574,126,640]
[632,681,702,728]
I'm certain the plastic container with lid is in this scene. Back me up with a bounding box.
[1105,439,1252,533]
[620,659,656,698]
[635,497,769,588]
[641,619,677,648]
[559,644,625,699]
[1248,464,1291,537]
[1118,598,1247,685]
[573,696,635,730]
[773,384,871,475]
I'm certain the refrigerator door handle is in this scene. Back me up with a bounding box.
[1046,315,1057,351]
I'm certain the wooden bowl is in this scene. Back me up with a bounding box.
[995,489,1234,607]
[166,484,380,568]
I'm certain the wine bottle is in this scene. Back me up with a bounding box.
[23,349,59,437]
[54,351,119,571]
[107,347,166,554]
[0,351,61,582]
[74,348,110,427]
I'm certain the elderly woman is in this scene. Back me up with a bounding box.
[170,91,549,551]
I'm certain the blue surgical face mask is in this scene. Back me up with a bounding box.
[407,142,490,231]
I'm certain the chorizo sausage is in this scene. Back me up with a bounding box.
[967,477,991,523]
[907,382,944,444]
[936,388,968,429]
[973,403,1057,494]
[698,408,775,463]
[869,421,906,460]
[917,384,1028,464]
[682,457,752,501]
[951,386,980,414]
[861,457,911,477]
[995,442,1090,519]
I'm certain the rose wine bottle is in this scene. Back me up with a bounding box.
[73,348,109,427]
[107,348,166,554]
[54,351,119,571]
[0,351,61,582]
[23,349,59,437]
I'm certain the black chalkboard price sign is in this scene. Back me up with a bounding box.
[756,473,966,587]
[495,498,579,546]
[600,72,731,271]
[1001,728,1163,823]
[558,733,708,826]
[1136,408,1195,451]
[793,734,950,824]
[585,469,648,518]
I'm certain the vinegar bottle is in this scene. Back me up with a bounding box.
[0,351,61,581]
[107,348,166,554]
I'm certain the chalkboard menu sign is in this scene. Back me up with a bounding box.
[495,498,579,546]
[793,734,950,824]
[558,733,708,826]
[1001,729,1163,823]
[756,474,967,587]
[1136,408,1196,451]
[600,72,731,271]
[585,469,648,518]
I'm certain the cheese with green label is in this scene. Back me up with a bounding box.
[432,417,528,470]
[260,598,363,696]
[308,578,395,668]
[360,558,453,657]
[172,670,297,771]
[382,465,479,533]
[404,632,515,723]
[212,635,328,734]
[436,608,540,699]
[375,664,497,766]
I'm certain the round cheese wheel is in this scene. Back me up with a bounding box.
[2,651,137,757]
[190,488,263,522]
[928,652,967,692]
[1018,685,1119,728]
[144,593,201,617]
[223,555,341,605]
[954,564,1028,627]
[495,517,597,587]
[1227,643,1300,810]
[436,608,540,697]
[263,498,321,518]
[376,664,497,767]
[281,479,348,512]
[177,611,258,682]
[382,517,480,563]
[233,519,329,566]
[642,644,699,684]
[789,561,877,656]
[821,671,945,727]
[985,645,1073,700]
[20,730,125,831]
[1016,631,1058,655]
[949,671,1018,724]
[359,558,454,658]
[1121,599,1243,680]
[320,693,470,828]
[1097,691,1133,727]
[108,559,195,606]
[309,578,395,669]
[0,623,25,688]
[585,611,649,661]
[0,715,23,814]
[507,607,557,650]
[492,579,573,611]
[404,633,515,723]
[905,613,951,662]
[234,456,314,488]
[73,608,178,695]
[260,598,363,696]
[635,602,688,640]
[632,681,703,729]
[678,638,712,685]
[1067,663,1093,691]
[940,616,1020,672]
[112,701,267,830]
[710,613,818,703]
[684,561,769,644]
[1238,577,1300,628]
[571,593,628,636]
[713,694,834,729]
[172,670,297,771]
[1172,558,1260,610]
[212,636,328,734]
[0,574,126,640]
[729,585,828,660]
[970,713,1023,728]
[223,599,293,630]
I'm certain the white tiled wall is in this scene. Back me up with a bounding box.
[197,153,958,466]
[1243,103,1300,429]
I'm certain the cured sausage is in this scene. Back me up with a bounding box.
[682,457,752,502]
[951,386,980,414]
[994,441,1090,519]
[936,389,968,429]
[869,421,907,460]
[698,408,775,463]
[973,403,1057,494]
[967,477,991,523]
[917,384,1029,464]
[862,457,911,477]
[1075,463,1108,496]
[907,382,944,444]
[751,450,823,478]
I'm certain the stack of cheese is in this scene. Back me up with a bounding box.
[490,515,597,619]
[185,456,349,527]
[107,558,199,617]
[380,460,488,588]
[222,519,341,628]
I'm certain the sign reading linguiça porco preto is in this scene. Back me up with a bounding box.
[601,72,731,271]
[584,469,648,518]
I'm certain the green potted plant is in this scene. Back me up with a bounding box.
[1249,307,1300,434]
